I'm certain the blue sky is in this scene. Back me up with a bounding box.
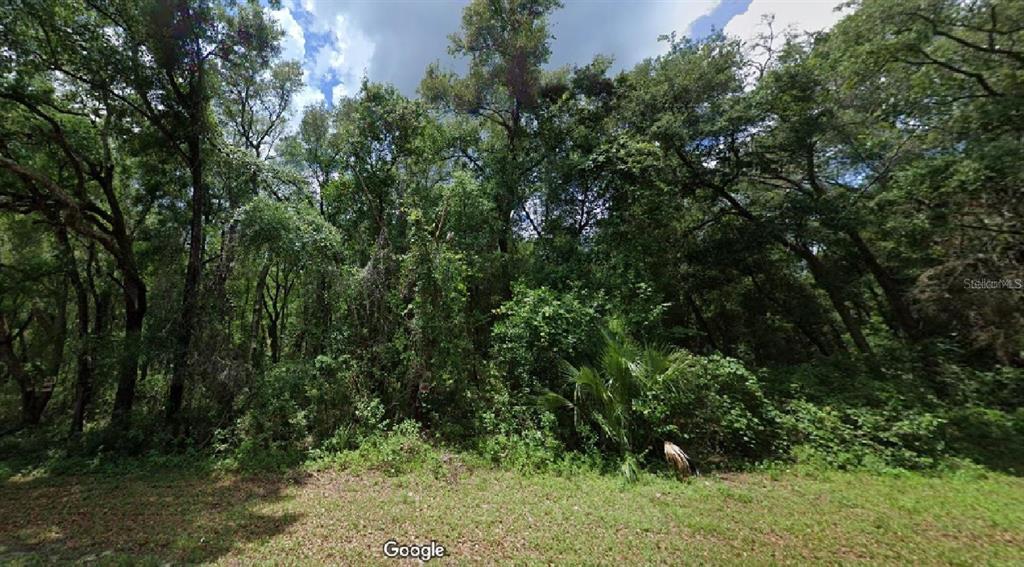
[271,0,847,112]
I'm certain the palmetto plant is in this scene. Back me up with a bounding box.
[540,324,680,477]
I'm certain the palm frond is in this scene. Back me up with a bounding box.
[536,390,573,412]
[547,325,686,459]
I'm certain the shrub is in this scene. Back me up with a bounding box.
[491,285,601,395]
[474,411,565,473]
[636,352,780,462]
[309,419,438,476]
[235,362,314,452]
[942,406,1024,473]
[232,357,361,456]
[934,364,1024,411]
[544,325,779,476]
[779,400,946,470]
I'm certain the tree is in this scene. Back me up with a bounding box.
[0,3,151,427]
[421,0,563,299]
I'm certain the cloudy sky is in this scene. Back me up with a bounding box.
[271,0,847,110]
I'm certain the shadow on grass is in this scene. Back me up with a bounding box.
[0,469,305,564]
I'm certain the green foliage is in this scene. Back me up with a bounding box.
[943,406,1024,474]
[473,410,567,473]
[238,198,343,263]
[545,325,779,477]
[636,352,779,461]
[780,400,947,471]
[231,358,358,456]
[2,0,1022,482]
[235,363,313,452]
[309,419,438,477]
[491,285,600,394]
[935,364,1024,412]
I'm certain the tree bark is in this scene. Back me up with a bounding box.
[845,230,920,339]
[747,273,834,357]
[0,308,60,427]
[686,294,721,353]
[111,272,146,428]
[249,259,271,369]
[99,177,148,431]
[694,166,873,356]
[800,249,873,355]
[167,144,205,429]
[0,314,39,426]
[53,225,93,436]
[710,183,872,354]
[268,316,281,364]
[803,148,914,343]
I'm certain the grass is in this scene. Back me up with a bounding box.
[1,461,1022,566]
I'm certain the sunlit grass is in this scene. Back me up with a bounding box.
[1,465,1022,565]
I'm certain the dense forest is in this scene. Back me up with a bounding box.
[0,0,1021,476]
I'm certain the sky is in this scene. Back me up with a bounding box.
[271,0,849,113]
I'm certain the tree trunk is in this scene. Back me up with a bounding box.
[708,179,872,355]
[54,225,93,436]
[79,280,110,429]
[801,250,872,355]
[249,259,271,369]
[0,312,55,426]
[686,294,721,353]
[167,146,205,429]
[846,230,920,339]
[803,148,920,340]
[496,197,514,302]
[747,274,834,357]
[1,314,32,425]
[211,217,241,325]
[268,315,281,364]
[111,273,146,428]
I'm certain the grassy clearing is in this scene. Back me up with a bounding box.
[1,464,1022,565]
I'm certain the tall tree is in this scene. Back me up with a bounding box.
[421,0,562,298]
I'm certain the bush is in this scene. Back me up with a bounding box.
[780,400,946,470]
[764,352,1024,472]
[231,357,360,456]
[942,406,1024,473]
[235,362,314,452]
[309,419,438,476]
[636,352,780,463]
[934,364,1024,411]
[545,326,779,475]
[474,410,565,473]
[491,285,601,395]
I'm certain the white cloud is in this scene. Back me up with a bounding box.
[293,79,325,110]
[642,0,720,56]
[331,83,349,105]
[287,71,326,130]
[269,6,305,63]
[295,1,737,97]
[678,1,723,37]
[724,0,847,46]
[268,5,317,133]
[269,5,375,135]
[280,0,313,14]
[311,14,375,102]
